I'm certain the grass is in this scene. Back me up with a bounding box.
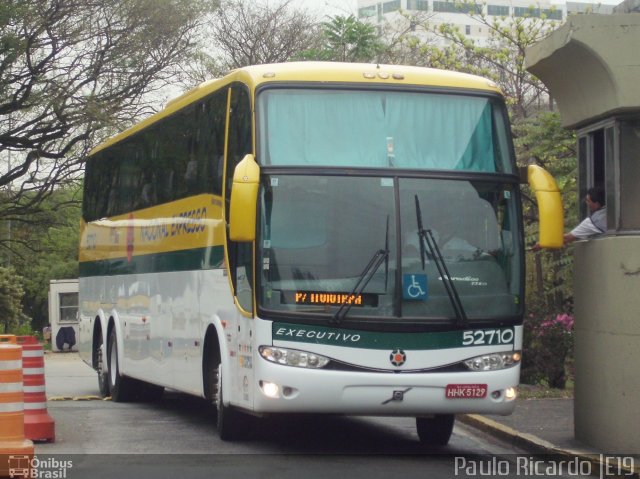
[518,381,574,400]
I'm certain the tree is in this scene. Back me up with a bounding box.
[518,112,577,314]
[398,3,562,120]
[0,183,80,330]
[298,15,385,63]
[16,185,81,330]
[186,0,319,83]
[0,266,28,333]
[361,6,554,109]
[0,0,216,256]
[365,9,446,67]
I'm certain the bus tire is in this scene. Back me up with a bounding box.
[96,335,109,398]
[215,364,250,441]
[416,414,455,446]
[107,327,136,402]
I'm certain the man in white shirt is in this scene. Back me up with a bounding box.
[532,186,606,250]
[563,186,606,244]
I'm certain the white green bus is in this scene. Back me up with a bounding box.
[78,62,563,445]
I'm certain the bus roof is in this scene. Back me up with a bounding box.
[89,62,502,157]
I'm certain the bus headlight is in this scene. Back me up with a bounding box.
[464,351,521,371]
[259,346,330,369]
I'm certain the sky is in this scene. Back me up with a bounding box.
[280,0,358,18]
[286,0,623,15]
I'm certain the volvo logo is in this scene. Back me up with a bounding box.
[390,349,406,367]
[382,387,413,405]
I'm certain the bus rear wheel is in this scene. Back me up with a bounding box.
[416,414,455,446]
[107,328,136,402]
[96,335,109,398]
[106,329,164,402]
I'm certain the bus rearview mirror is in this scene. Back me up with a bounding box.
[527,164,564,248]
[229,154,260,242]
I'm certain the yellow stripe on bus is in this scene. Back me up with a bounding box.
[79,194,225,263]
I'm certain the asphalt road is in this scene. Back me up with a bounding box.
[28,352,587,479]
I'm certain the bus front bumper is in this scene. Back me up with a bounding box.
[252,359,519,416]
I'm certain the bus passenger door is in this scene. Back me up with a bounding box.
[227,241,255,409]
[224,84,255,410]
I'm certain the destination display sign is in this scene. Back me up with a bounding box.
[280,291,378,307]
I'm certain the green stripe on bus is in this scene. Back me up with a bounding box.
[79,246,225,277]
[272,322,514,350]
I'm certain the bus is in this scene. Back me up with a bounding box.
[78,62,563,445]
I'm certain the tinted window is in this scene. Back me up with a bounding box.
[83,88,229,221]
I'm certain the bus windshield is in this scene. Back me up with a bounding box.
[258,175,523,322]
[257,88,513,173]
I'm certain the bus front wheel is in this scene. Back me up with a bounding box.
[215,365,251,440]
[416,414,455,446]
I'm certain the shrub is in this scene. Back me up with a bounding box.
[522,313,574,389]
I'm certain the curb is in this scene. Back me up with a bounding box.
[459,414,640,478]
[459,414,558,455]
[48,395,111,401]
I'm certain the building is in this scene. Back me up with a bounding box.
[48,279,79,352]
[357,0,616,46]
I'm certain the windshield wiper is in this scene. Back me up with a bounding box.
[332,216,390,325]
[414,195,468,327]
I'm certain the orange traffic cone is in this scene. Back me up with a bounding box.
[0,335,34,478]
[16,336,55,443]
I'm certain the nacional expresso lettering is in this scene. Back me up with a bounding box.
[140,207,207,242]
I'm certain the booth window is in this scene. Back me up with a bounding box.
[577,126,610,227]
[58,292,79,323]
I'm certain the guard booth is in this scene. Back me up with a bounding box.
[48,279,79,352]
[526,8,640,452]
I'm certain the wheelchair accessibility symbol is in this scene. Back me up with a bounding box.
[403,274,428,301]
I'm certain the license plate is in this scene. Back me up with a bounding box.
[445,384,488,399]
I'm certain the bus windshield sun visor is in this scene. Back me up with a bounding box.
[414,195,468,327]
[331,216,390,325]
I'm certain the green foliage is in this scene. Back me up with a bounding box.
[21,218,80,330]
[13,321,36,338]
[383,4,558,120]
[518,114,577,385]
[298,15,385,62]
[522,313,574,388]
[514,111,577,171]
[516,112,577,314]
[0,266,29,334]
[1,185,81,331]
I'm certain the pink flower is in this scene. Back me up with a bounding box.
[535,313,574,337]
[555,313,574,331]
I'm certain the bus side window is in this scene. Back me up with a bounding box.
[84,152,116,221]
